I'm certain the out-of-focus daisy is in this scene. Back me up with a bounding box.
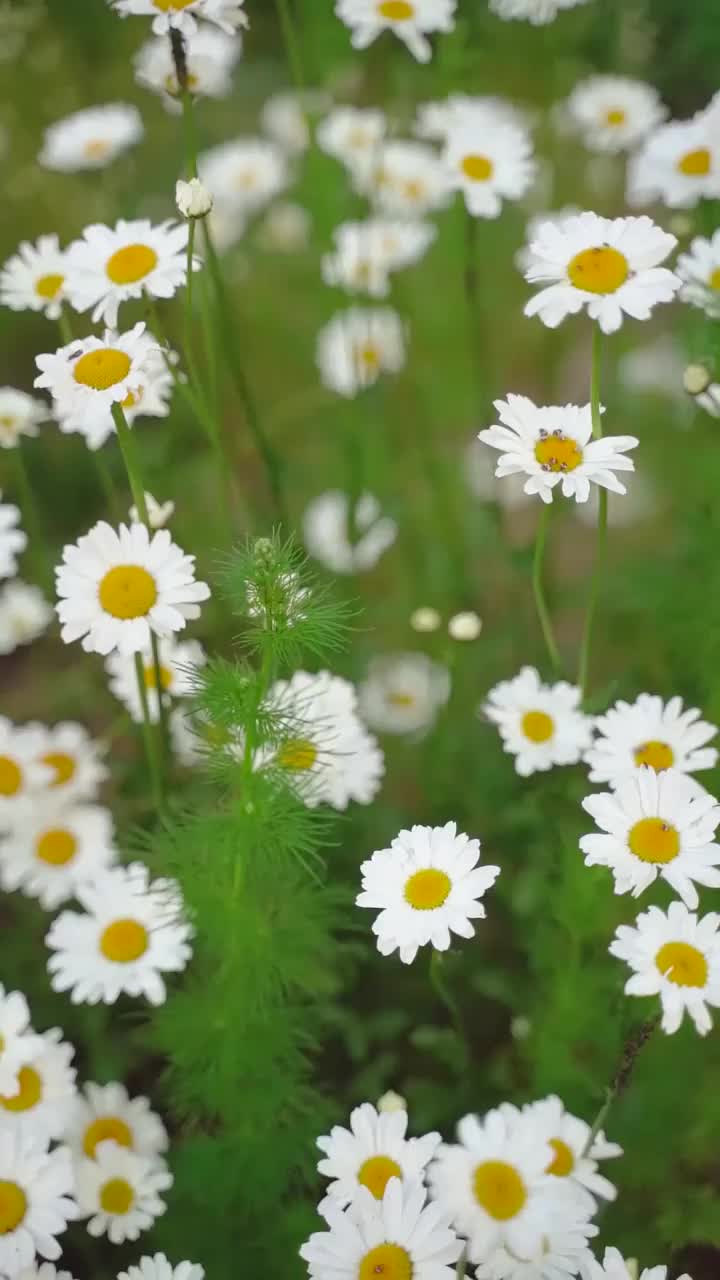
[474,1201,597,1280]
[416,94,528,142]
[478,395,638,505]
[0,391,49,450]
[526,1095,622,1209]
[168,706,204,768]
[13,1264,77,1280]
[129,493,175,529]
[199,139,289,217]
[565,76,666,153]
[301,1177,462,1280]
[676,229,720,318]
[256,201,311,253]
[316,307,405,397]
[0,502,27,581]
[0,1029,76,1146]
[0,721,52,831]
[359,653,450,736]
[524,212,680,332]
[117,1255,205,1280]
[105,637,206,723]
[355,140,453,218]
[111,0,247,36]
[322,219,436,296]
[45,861,193,1006]
[34,323,158,438]
[586,693,718,789]
[39,104,143,172]
[316,106,386,173]
[489,0,592,22]
[303,491,397,574]
[483,667,593,777]
[261,92,310,155]
[259,670,384,810]
[0,802,116,911]
[316,1101,441,1208]
[34,722,107,806]
[55,520,210,657]
[585,1247,690,1280]
[628,102,720,209]
[0,237,67,321]
[65,220,193,329]
[52,330,174,452]
[335,0,457,63]
[444,113,536,218]
[134,28,240,110]
[611,902,720,1037]
[0,1136,77,1274]
[580,767,720,908]
[76,1143,172,1244]
[0,988,42,1097]
[64,1081,168,1163]
[357,821,500,964]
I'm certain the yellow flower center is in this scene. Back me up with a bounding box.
[377,0,415,18]
[605,108,626,126]
[359,343,381,370]
[521,710,555,743]
[83,1115,134,1158]
[461,154,494,182]
[74,348,132,392]
[358,1155,403,1199]
[153,0,196,9]
[709,267,720,290]
[628,817,680,864]
[99,1177,135,1215]
[0,1182,27,1234]
[98,565,158,620]
[567,246,629,294]
[655,940,708,988]
[100,919,149,963]
[36,828,78,867]
[403,179,426,202]
[677,148,711,177]
[473,1160,527,1221]
[106,244,159,286]
[404,868,452,910]
[0,1066,42,1113]
[634,740,674,771]
[386,692,416,708]
[42,751,77,786]
[84,139,111,160]
[359,1244,412,1280]
[144,663,173,690]
[35,273,64,300]
[534,433,582,473]
[278,739,318,771]
[547,1138,575,1177]
[0,756,22,797]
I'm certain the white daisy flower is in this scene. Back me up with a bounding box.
[316,106,387,172]
[335,0,457,62]
[259,670,384,810]
[303,491,398,575]
[489,0,592,23]
[301,1176,462,1280]
[415,94,528,143]
[33,722,108,805]
[34,323,159,439]
[478,395,638,505]
[117,1254,204,1280]
[474,1200,598,1280]
[627,101,720,209]
[357,821,500,964]
[316,307,406,397]
[261,92,311,155]
[514,210,580,275]
[482,667,593,777]
[0,1136,77,1275]
[0,802,116,911]
[105,637,206,723]
[565,76,666,153]
[129,493,175,529]
[256,201,311,253]
[358,653,450,736]
[0,720,52,831]
[524,211,680,333]
[0,390,49,450]
[585,693,718,789]
[355,140,453,218]
[45,861,193,1006]
[0,988,42,1098]
[111,0,247,36]
[64,1081,168,1163]
[53,331,174,453]
[134,28,240,109]
[322,219,436,297]
[444,113,536,218]
[0,501,26,582]
[427,1107,569,1266]
[586,1248,691,1280]
[15,1265,78,1280]
[0,238,67,321]
[676,229,720,318]
[0,1029,76,1146]
[55,520,210,657]
[38,104,143,173]
[76,1142,172,1244]
[316,1101,441,1209]
[525,1094,622,1208]
[611,901,720,1037]
[581,768,720,909]
[199,138,289,216]
[65,220,193,329]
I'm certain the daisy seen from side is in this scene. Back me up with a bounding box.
[75,1142,172,1244]
[64,1081,168,1163]
[585,693,718,789]
[335,0,457,63]
[676,229,720,318]
[0,238,67,321]
[316,107,387,173]
[482,666,593,777]
[64,220,194,329]
[0,1029,76,1147]
[316,1102,441,1209]
[565,76,666,153]
[0,802,117,911]
[0,1136,77,1276]
[38,105,143,173]
[303,491,398,575]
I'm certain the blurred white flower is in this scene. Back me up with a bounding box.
[565,75,666,153]
[111,0,247,37]
[129,493,175,529]
[359,653,450,735]
[0,581,53,654]
[0,499,26,581]
[415,94,528,142]
[0,389,49,449]
[444,108,536,218]
[105,637,206,723]
[627,99,720,209]
[38,104,143,172]
[316,106,386,172]
[489,0,592,22]
[618,335,686,402]
[261,92,310,154]
[134,28,240,110]
[676,229,720,317]
[335,0,457,63]
[448,612,482,641]
[257,201,311,253]
[0,235,68,321]
[199,138,290,217]
[0,803,117,912]
[316,307,406,396]
[303,491,397,575]
[410,606,441,632]
[355,140,453,218]
[323,219,435,296]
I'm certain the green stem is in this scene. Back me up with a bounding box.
[111,403,148,524]
[429,950,470,1071]
[581,1014,660,1158]
[455,1250,467,1280]
[181,88,199,179]
[57,307,73,345]
[150,631,169,758]
[578,326,606,701]
[532,502,561,673]
[93,449,121,521]
[274,0,306,93]
[13,446,52,593]
[185,217,196,339]
[134,652,165,813]
[464,207,484,415]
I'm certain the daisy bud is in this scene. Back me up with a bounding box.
[377,1090,407,1114]
[410,607,441,633]
[176,177,213,219]
[684,362,712,395]
[448,611,482,641]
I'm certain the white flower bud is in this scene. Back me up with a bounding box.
[176,177,213,219]
[129,492,175,530]
[684,363,712,395]
[448,611,482,641]
[410,607,441,633]
[377,1090,407,1114]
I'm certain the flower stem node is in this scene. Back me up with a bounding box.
[176,178,213,220]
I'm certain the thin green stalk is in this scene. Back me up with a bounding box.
[111,403,148,524]
[57,307,73,345]
[578,326,606,701]
[532,502,561,673]
[150,631,169,758]
[93,449,121,521]
[134,652,165,813]
[429,950,470,1071]
[13,446,52,593]
[456,1251,467,1280]
[581,1014,660,1157]
[185,217,196,340]
[274,0,306,93]
[464,207,484,414]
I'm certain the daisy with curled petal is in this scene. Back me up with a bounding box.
[301,1176,462,1280]
[0,390,50,450]
[444,114,536,218]
[317,1101,441,1209]
[0,1136,77,1275]
[55,520,210,657]
[627,101,720,210]
[0,988,42,1098]
[585,693,718,789]
[0,237,67,321]
[580,767,720,908]
[112,0,247,37]
[586,1245,692,1280]
[199,138,289,216]
[359,653,450,737]
[355,140,453,218]
[34,323,158,437]
[105,637,206,723]
[474,1200,597,1280]
[134,28,241,110]
[33,722,107,805]
[478,395,638,505]
[64,1080,168,1163]
[316,308,406,397]
[45,861,193,1006]
[335,0,457,63]
[489,0,592,23]
[76,1142,172,1244]
[0,501,27,581]
[38,104,143,173]
[565,76,667,153]
[303,491,398,575]
[316,106,387,172]
[611,902,720,1037]
[357,821,500,964]
[0,720,52,831]
[524,211,680,333]
[0,1029,76,1146]
[129,493,175,529]
[525,1095,622,1209]
[65,220,194,329]
[118,1255,204,1280]
[482,666,593,777]
[0,802,117,911]
[676,229,720,318]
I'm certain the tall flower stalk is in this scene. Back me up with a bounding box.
[578,325,607,700]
